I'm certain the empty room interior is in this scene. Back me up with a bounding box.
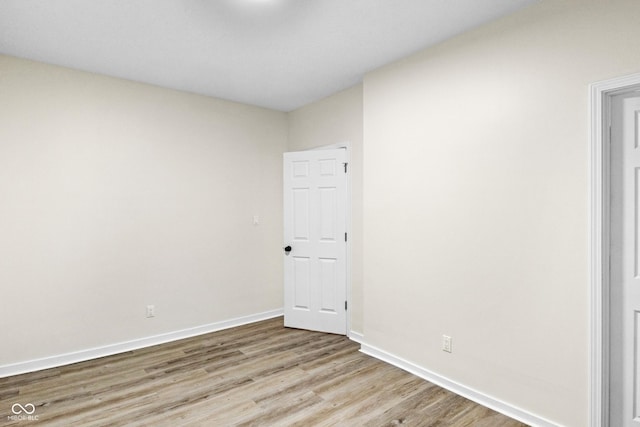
[2,0,640,426]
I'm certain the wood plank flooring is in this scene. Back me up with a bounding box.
[0,317,528,426]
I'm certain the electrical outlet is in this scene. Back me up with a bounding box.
[442,335,452,353]
[146,305,155,318]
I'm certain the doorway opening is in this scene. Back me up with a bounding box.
[283,143,352,336]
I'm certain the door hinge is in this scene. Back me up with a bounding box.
[345,301,348,311]
[345,232,348,242]
[343,162,348,173]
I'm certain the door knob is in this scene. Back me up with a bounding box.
[284,245,292,254]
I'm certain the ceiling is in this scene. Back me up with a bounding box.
[0,0,536,112]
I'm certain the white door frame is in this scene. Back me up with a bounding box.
[590,72,640,427]
[287,141,352,336]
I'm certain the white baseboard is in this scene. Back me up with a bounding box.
[359,342,559,427]
[0,309,283,378]
[349,330,364,344]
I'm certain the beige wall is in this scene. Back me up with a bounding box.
[0,55,287,366]
[287,85,364,334]
[362,0,640,425]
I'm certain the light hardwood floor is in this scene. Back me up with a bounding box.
[1,317,528,426]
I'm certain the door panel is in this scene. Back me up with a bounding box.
[284,148,347,335]
[293,189,310,240]
[319,187,337,241]
[293,257,310,309]
[611,93,640,426]
[319,258,337,312]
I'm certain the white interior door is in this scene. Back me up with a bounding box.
[283,148,347,335]
[611,92,640,426]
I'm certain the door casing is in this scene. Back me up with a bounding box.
[590,72,640,427]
